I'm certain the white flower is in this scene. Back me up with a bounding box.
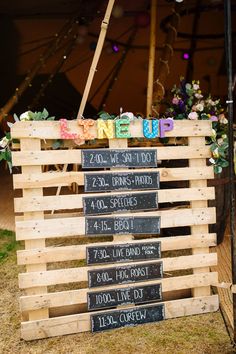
[0,136,9,148]
[222,134,227,140]
[120,112,134,121]
[185,83,192,90]
[188,111,198,120]
[195,93,203,99]
[208,98,219,106]
[19,111,32,121]
[195,103,204,112]
[219,114,228,124]
[193,83,199,90]
[209,158,216,164]
[217,138,223,145]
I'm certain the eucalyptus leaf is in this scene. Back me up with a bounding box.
[214,165,222,174]
[13,113,19,122]
[99,112,111,120]
[218,158,229,167]
[7,161,12,173]
[210,143,218,151]
[42,108,49,119]
[52,140,63,149]
[7,122,14,128]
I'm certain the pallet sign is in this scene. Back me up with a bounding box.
[11,119,219,340]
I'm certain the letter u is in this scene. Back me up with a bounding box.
[143,119,158,139]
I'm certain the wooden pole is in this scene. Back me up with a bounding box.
[77,0,115,119]
[146,0,157,117]
[54,0,115,201]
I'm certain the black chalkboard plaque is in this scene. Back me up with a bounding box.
[86,242,161,265]
[83,192,158,215]
[88,283,162,310]
[88,262,163,288]
[84,171,160,192]
[91,303,165,332]
[81,149,157,169]
[85,216,160,236]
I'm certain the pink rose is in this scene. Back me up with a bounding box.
[188,112,198,120]
[172,97,179,105]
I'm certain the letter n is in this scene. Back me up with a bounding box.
[97,119,114,139]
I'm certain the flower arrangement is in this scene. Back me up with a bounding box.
[0,109,54,172]
[0,80,229,174]
[162,78,228,174]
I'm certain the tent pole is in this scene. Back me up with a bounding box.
[224,0,236,342]
[77,0,115,119]
[146,0,157,117]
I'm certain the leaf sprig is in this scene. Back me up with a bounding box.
[0,109,55,172]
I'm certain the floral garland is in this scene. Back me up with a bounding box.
[162,78,228,174]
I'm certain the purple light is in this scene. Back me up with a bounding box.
[182,52,190,60]
[112,43,119,53]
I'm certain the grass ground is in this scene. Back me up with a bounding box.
[0,229,235,354]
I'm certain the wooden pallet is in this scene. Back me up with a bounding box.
[11,119,219,340]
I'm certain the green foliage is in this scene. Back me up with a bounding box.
[98,111,116,120]
[163,78,229,174]
[13,108,55,122]
[0,109,55,173]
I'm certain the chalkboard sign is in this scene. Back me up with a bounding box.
[88,283,162,310]
[86,242,161,265]
[84,171,160,192]
[82,149,157,169]
[85,216,160,236]
[88,262,163,288]
[91,303,165,332]
[83,192,158,215]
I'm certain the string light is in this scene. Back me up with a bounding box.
[182,52,190,60]
[29,23,80,110]
[111,43,119,53]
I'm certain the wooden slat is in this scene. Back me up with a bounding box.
[18,252,217,289]
[11,120,212,140]
[15,207,216,241]
[20,295,219,340]
[189,136,212,297]
[19,272,218,312]
[14,187,215,213]
[17,233,217,265]
[12,145,211,166]
[20,138,49,321]
[13,166,214,189]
